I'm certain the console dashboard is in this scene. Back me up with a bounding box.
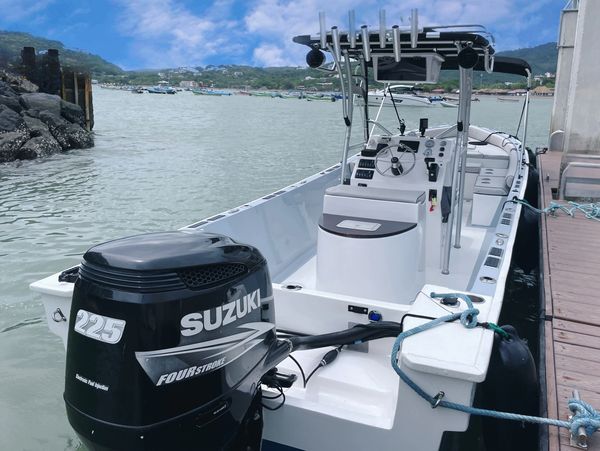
[351,134,456,192]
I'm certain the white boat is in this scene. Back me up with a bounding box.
[31,9,537,451]
[497,96,520,102]
[440,100,459,108]
[356,84,435,107]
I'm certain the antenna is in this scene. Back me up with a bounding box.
[348,10,356,48]
[319,12,327,49]
[410,9,418,48]
[379,10,387,49]
[392,25,401,62]
[361,25,371,62]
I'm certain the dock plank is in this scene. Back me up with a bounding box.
[553,299,600,327]
[540,151,561,451]
[556,368,600,394]
[539,151,600,451]
[554,341,600,363]
[553,329,600,350]
[554,319,600,337]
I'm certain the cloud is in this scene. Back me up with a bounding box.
[253,43,293,66]
[112,0,561,68]
[115,0,245,68]
[0,0,53,23]
[245,0,376,66]
[243,0,561,66]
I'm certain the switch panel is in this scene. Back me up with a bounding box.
[358,159,376,169]
[355,169,374,179]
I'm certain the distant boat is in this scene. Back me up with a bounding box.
[445,95,479,102]
[147,86,176,94]
[497,97,520,102]
[131,87,145,94]
[306,94,336,102]
[356,85,434,107]
[440,100,459,108]
[251,91,275,97]
[193,89,231,96]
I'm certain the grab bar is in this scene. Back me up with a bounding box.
[559,162,600,199]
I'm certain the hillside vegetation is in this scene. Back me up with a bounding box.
[498,42,558,75]
[0,29,557,91]
[0,31,123,75]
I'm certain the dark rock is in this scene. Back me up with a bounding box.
[0,70,38,93]
[0,104,26,132]
[23,109,41,119]
[0,81,18,98]
[0,70,93,163]
[38,110,93,150]
[17,135,62,159]
[23,116,49,137]
[0,130,30,163]
[38,110,69,149]
[65,123,94,148]
[60,100,85,126]
[20,93,61,117]
[0,95,23,113]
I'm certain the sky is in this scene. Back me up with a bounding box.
[0,0,565,70]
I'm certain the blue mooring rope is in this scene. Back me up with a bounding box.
[390,292,600,438]
[510,197,600,221]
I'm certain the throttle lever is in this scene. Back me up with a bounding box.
[391,157,403,176]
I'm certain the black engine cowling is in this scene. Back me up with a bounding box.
[64,231,277,451]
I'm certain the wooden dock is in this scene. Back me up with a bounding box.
[539,150,600,451]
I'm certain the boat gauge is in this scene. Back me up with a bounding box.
[425,140,435,148]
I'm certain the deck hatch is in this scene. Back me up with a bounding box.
[484,257,501,268]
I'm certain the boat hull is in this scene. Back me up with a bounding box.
[31,126,529,451]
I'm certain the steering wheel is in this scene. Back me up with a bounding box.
[375,143,417,177]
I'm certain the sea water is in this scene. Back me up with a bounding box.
[0,89,552,450]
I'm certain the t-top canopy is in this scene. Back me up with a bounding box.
[294,25,531,78]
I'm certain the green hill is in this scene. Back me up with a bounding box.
[435,42,558,89]
[0,31,123,75]
[107,42,558,91]
[0,28,558,89]
[497,42,558,76]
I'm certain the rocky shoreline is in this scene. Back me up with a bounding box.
[0,71,93,164]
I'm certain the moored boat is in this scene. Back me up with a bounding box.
[305,93,336,101]
[31,9,537,451]
[356,84,434,107]
[440,100,459,107]
[147,86,176,94]
[192,88,232,96]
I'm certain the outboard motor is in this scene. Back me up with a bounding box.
[64,231,280,451]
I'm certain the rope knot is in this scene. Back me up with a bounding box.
[568,398,600,437]
[430,292,479,328]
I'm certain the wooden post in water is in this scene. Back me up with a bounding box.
[20,47,37,86]
[61,69,94,131]
[84,76,92,131]
[42,49,62,95]
[19,46,94,131]
[73,72,79,105]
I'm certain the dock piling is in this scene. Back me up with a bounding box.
[18,46,94,131]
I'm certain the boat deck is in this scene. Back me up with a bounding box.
[539,151,600,451]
